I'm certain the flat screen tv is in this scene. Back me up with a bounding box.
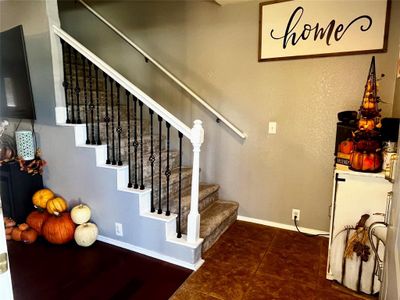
[0,25,36,120]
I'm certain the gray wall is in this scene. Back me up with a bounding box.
[59,0,400,231]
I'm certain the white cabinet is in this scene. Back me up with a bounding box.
[327,168,392,294]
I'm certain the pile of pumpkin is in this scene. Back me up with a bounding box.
[6,188,98,247]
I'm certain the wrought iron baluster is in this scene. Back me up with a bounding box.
[68,44,75,124]
[133,96,138,189]
[94,65,101,145]
[88,60,95,144]
[116,83,122,166]
[127,91,132,188]
[109,78,116,165]
[103,73,110,164]
[139,100,145,190]
[149,109,155,213]
[177,132,183,238]
[165,122,171,216]
[158,115,163,214]
[61,40,71,124]
[74,49,81,124]
[82,57,90,144]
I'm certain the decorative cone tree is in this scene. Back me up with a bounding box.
[350,56,383,172]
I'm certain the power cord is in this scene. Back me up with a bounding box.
[294,215,330,237]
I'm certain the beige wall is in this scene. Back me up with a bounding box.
[59,0,400,231]
[394,76,400,117]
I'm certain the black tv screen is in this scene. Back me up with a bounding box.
[0,25,36,120]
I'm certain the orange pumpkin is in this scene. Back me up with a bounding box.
[46,197,68,216]
[21,228,38,244]
[358,118,375,131]
[18,223,29,231]
[26,210,50,235]
[11,228,22,241]
[42,213,76,244]
[350,151,381,172]
[339,140,354,154]
[32,188,55,209]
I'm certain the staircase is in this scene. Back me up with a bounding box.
[51,26,238,267]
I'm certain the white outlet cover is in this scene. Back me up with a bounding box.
[268,122,277,134]
[115,222,123,236]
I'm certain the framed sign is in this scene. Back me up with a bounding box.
[259,0,391,61]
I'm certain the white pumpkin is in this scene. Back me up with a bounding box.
[71,204,91,225]
[74,222,98,247]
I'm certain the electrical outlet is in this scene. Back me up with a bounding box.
[115,222,123,236]
[292,209,300,221]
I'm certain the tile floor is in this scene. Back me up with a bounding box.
[171,221,378,300]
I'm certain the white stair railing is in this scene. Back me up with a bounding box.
[77,0,247,140]
[52,25,202,244]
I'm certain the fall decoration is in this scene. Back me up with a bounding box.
[344,214,370,261]
[42,212,76,244]
[32,188,55,209]
[3,217,16,228]
[74,222,98,247]
[21,228,38,244]
[349,152,381,172]
[11,228,22,241]
[71,204,91,225]
[4,216,16,241]
[350,56,383,172]
[18,223,29,231]
[26,210,50,235]
[17,148,47,175]
[46,197,68,216]
[339,140,354,155]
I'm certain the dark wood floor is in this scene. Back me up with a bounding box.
[8,238,192,300]
[172,221,378,300]
[7,221,381,300]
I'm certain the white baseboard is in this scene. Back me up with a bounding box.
[97,235,204,271]
[237,215,329,236]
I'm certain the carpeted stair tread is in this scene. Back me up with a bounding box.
[200,200,239,252]
[179,184,219,214]
[200,200,239,238]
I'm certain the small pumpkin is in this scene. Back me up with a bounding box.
[46,197,68,216]
[32,188,55,209]
[339,140,353,155]
[18,223,29,231]
[358,118,375,131]
[21,228,38,244]
[42,213,76,244]
[71,204,91,225]
[11,228,22,241]
[26,210,50,235]
[5,227,13,235]
[74,222,98,247]
[4,217,16,228]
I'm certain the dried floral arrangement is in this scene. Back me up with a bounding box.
[17,148,47,175]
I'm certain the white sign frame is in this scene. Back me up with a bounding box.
[259,0,391,61]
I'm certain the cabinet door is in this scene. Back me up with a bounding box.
[332,172,392,240]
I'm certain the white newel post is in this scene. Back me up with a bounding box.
[187,120,204,243]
